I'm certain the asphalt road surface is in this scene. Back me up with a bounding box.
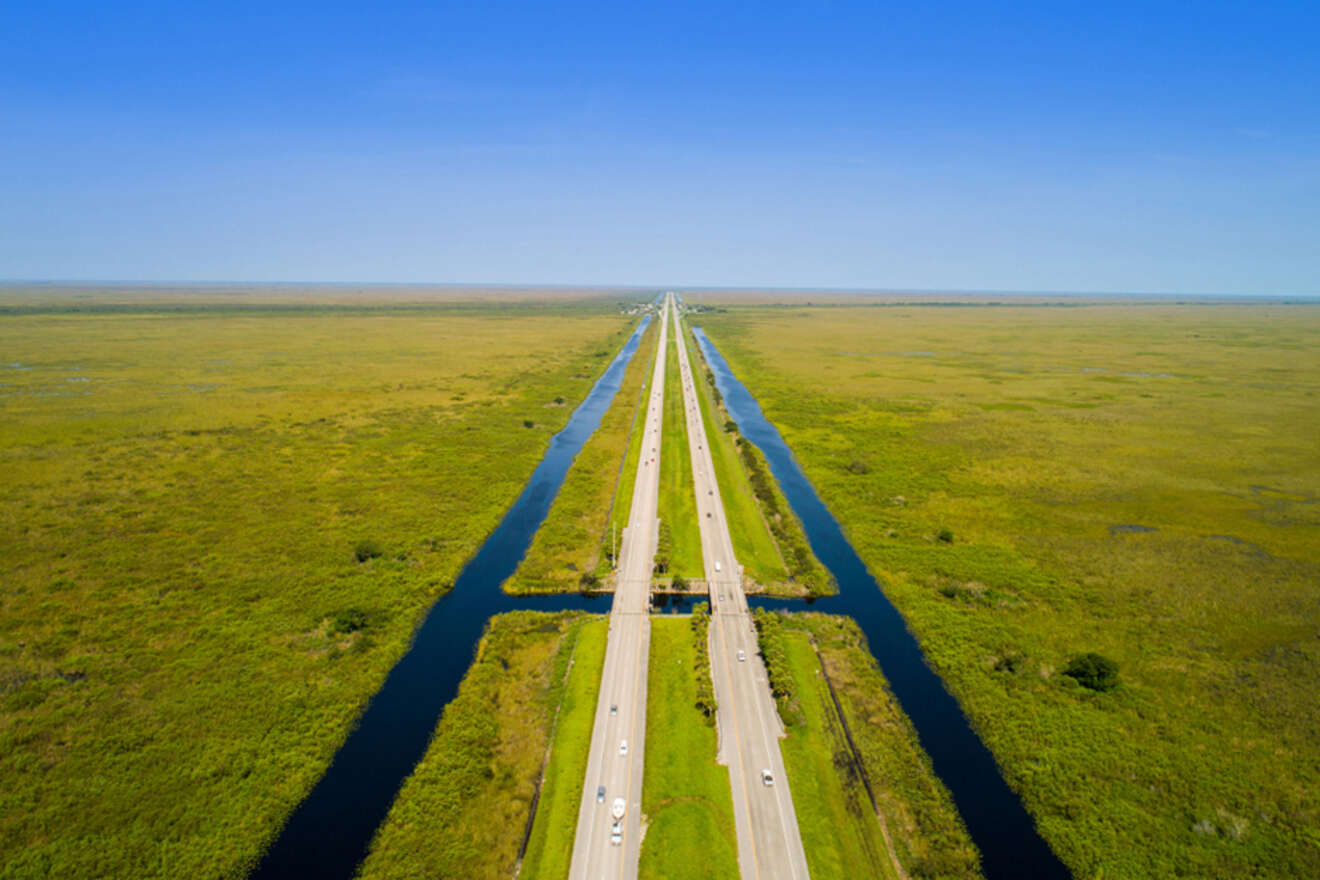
[567,296,670,880]
[672,300,811,880]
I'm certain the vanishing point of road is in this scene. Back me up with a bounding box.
[569,293,808,880]
[567,296,670,880]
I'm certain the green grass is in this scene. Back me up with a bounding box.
[0,298,638,878]
[357,611,605,879]
[520,617,609,880]
[751,612,901,880]
[639,618,738,880]
[680,318,831,595]
[602,316,662,575]
[506,317,659,592]
[656,330,704,579]
[696,301,1320,879]
[777,613,982,879]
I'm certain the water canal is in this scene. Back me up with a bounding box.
[692,327,1069,880]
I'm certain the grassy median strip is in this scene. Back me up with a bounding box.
[0,303,635,878]
[657,330,704,579]
[639,617,738,880]
[357,611,604,878]
[506,316,659,592]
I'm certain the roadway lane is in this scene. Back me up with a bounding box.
[568,296,670,880]
[671,299,811,880]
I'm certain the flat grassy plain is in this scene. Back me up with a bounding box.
[357,611,605,879]
[681,317,832,596]
[0,299,635,877]
[506,316,658,592]
[639,617,738,880]
[657,331,704,579]
[695,302,1320,878]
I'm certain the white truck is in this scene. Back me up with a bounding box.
[714,561,722,573]
[610,798,626,846]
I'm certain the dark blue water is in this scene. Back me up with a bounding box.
[692,327,1070,880]
[251,317,651,880]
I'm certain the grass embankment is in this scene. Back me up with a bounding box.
[656,330,704,579]
[757,611,983,879]
[700,302,1320,878]
[601,317,660,578]
[357,611,607,879]
[506,317,659,593]
[0,300,637,877]
[639,616,738,880]
[680,319,831,595]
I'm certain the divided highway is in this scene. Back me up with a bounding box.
[567,298,670,880]
[672,300,811,880]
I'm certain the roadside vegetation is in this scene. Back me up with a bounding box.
[0,298,636,877]
[505,317,658,593]
[639,617,738,880]
[656,330,704,579]
[761,611,983,879]
[698,301,1320,878]
[679,319,830,596]
[358,611,606,879]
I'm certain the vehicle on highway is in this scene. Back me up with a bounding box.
[596,785,606,802]
[707,512,711,518]
[738,649,746,662]
[619,740,628,755]
[714,561,722,572]
[762,769,774,786]
[612,797,626,820]
[609,703,617,715]
[610,822,622,846]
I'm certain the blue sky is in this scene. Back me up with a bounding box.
[2,1,1317,293]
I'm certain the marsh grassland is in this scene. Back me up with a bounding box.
[0,300,633,877]
[358,611,606,879]
[695,301,1320,878]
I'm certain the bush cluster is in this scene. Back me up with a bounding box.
[691,603,716,722]
[751,608,796,707]
[735,439,824,593]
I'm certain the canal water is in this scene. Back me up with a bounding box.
[252,316,651,879]
[692,327,1069,880]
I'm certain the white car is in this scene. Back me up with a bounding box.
[761,769,774,786]
[737,650,746,662]
[619,740,628,756]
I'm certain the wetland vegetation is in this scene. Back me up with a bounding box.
[0,296,637,877]
[695,300,1320,879]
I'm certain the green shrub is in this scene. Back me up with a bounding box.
[353,540,383,562]
[1062,652,1120,692]
[329,607,370,635]
[671,575,689,591]
[937,528,954,544]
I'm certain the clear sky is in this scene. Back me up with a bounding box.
[2,1,1317,293]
